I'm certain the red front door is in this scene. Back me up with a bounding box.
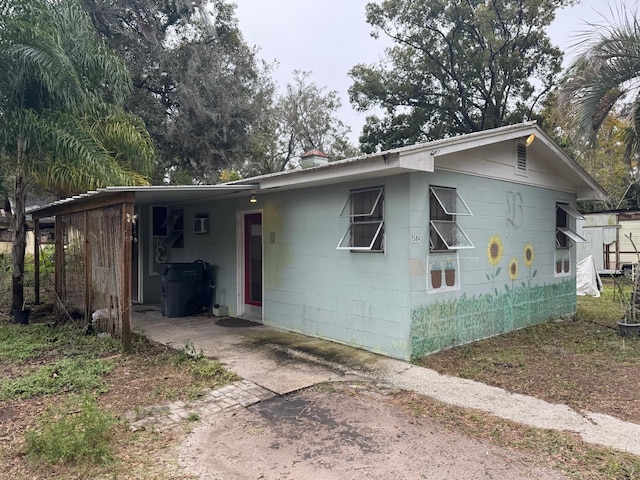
[244,213,262,307]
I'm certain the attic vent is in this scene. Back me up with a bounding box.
[515,141,527,175]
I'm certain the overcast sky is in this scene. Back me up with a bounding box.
[234,0,635,144]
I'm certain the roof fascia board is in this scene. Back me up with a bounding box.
[101,184,257,193]
[31,184,258,219]
[256,125,539,190]
[424,124,607,202]
[577,187,606,203]
[397,149,435,172]
[534,135,608,202]
[31,191,135,219]
[428,125,537,159]
[258,154,402,189]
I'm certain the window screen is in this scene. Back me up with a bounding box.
[429,186,474,251]
[337,187,384,251]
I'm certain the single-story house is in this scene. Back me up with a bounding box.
[30,121,606,360]
[577,209,640,274]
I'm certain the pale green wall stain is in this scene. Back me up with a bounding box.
[410,279,575,359]
[262,202,293,291]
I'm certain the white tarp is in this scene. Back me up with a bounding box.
[576,255,603,297]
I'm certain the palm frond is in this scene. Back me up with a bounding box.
[26,110,152,196]
[558,5,640,157]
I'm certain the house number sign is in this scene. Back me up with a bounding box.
[411,234,421,243]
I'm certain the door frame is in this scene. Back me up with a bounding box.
[236,209,263,320]
[132,206,142,303]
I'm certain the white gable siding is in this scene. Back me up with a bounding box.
[434,142,578,194]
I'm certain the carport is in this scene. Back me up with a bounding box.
[30,184,256,351]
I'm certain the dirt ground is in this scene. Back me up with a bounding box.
[3,301,638,479]
[178,383,569,480]
[418,317,640,425]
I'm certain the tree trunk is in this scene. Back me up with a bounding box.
[11,142,27,311]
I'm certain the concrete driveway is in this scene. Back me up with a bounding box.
[132,306,376,395]
[132,307,640,457]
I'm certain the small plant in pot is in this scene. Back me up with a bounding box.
[430,260,443,289]
[444,257,456,287]
[12,300,31,325]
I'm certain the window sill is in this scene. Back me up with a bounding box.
[554,271,572,278]
[347,249,385,254]
[429,284,460,293]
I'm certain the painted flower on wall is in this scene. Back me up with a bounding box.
[523,243,537,286]
[487,235,503,266]
[509,257,519,280]
[486,234,503,295]
[524,244,535,267]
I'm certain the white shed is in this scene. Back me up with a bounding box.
[578,210,640,274]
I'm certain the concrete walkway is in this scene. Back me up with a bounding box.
[133,308,640,457]
[128,380,275,431]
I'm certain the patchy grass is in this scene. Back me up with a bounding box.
[25,395,116,465]
[1,357,114,400]
[418,277,640,424]
[391,391,640,480]
[0,317,237,479]
[2,276,639,479]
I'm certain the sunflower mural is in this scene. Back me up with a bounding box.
[506,257,519,293]
[487,235,503,266]
[523,243,537,286]
[486,235,503,295]
[508,257,518,280]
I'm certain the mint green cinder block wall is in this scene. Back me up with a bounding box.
[260,175,413,360]
[140,182,415,360]
[167,198,241,314]
[409,170,578,358]
[139,167,580,361]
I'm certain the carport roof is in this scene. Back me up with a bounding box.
[30,184,257,219]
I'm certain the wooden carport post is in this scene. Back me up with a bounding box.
[33,219,40,305]
[121,201,133,352]
[84,211,92,324]
[54,215,64,305]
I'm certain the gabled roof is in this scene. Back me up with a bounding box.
[31,122,607,219]
[227,122,607,202]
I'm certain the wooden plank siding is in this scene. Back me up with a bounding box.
[33,193,134,352]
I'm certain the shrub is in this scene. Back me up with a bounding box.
[174,339,204,364]
[25,395,115,464]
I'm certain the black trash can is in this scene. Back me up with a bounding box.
[161,262,209,317]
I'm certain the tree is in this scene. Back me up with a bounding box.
[557,6,640,162]
[349,0,574,153]
[542,92,632,211]
[575,116,633,210]
[81,0,274,183]
[242,71,358,176]
[0,0,154,311]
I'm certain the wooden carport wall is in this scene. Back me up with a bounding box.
[31,192,135,351]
